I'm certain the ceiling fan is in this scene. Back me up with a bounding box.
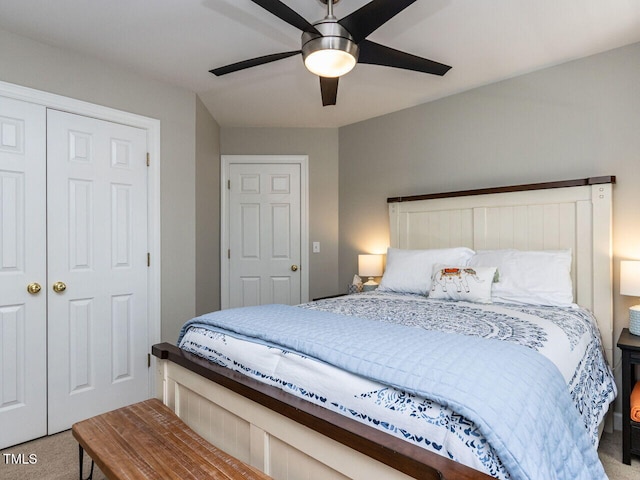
[210,0,452,106]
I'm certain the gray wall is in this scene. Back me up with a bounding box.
[196,96,221,315]
[339,42,640,380]
[220,127,340,300]
[0,27,197,343]
[5,21,636,410]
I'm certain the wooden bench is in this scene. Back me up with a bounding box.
[71,398,273,480]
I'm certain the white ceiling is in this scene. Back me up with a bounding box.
[2,0,640,127]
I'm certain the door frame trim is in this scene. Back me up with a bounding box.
[0,80,161,396]
[220,155,309,309]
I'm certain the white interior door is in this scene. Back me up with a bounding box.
[46,110,149,433]
[228,162,302,308]
[0,96,47,449]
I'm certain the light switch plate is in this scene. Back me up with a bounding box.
[312,241,320,253]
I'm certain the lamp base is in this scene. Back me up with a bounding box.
[362,277,378,292]
[630,305,640,336]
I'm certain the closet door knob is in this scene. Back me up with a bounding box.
[27,283,42,294]
[52,281,67,293]
[291,265,298,272]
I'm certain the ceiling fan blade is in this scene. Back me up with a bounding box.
[320,77,339,106]
[358,40,451,76]
[251,0,320,34]
[210,50,301,76]
[338,0,418,43]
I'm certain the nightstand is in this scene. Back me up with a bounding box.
[617,328,640,464]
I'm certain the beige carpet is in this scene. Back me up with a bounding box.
[0,430,106,480]
[1,429,639,479]
[597,432,640,480]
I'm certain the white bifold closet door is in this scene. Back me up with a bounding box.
[0,100,149,449]
[46,110,149,434]
[0,96,47,448]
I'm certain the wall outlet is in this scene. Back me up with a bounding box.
[312,241,320,253]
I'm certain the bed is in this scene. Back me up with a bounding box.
[153,176,616,480]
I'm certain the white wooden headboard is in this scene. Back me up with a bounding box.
[388,177,615,365]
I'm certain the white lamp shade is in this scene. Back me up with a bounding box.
[620,260,640,296]
[358,254,383,278]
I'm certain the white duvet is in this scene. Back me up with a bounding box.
[179,292,616,479]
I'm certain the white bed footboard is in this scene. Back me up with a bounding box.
[153,344,493,480]
[160,361,402,479]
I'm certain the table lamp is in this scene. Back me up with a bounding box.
[620,260,640,335]
[358,254,383,292]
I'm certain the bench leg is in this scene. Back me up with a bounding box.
[78,444,95,480]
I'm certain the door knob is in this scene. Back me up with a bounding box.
[52,281,67,293]
[27,283,42,294]
[291,265,299,272]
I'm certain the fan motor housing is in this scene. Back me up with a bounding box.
[301,19,359,68]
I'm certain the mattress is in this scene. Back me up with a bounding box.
[178,291,616,479]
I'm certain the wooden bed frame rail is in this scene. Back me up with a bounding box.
[152,343,494,480]
[386,176,615,203]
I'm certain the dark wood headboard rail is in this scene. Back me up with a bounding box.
[152,343,493,480]
[387,175,616,204]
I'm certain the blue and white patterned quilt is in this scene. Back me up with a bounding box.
[178,291,616,479]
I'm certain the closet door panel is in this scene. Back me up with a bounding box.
[0,96,46,449]
[46,110,149,433]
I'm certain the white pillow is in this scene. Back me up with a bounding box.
[429,265,497,304]
[469,249,574,306]
[378,247,475,295]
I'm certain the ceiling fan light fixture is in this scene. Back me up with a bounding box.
[301,20,359,78]
[210,0,451,106]
[304,48,356,78]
